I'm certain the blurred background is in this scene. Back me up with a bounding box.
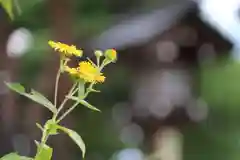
[1,0,240,159]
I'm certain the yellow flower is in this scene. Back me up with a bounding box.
[64,61,105,83]
[78,61,105,83]
[104,49,117,62]
[64,66,78,75]
[67,45,83,57]
[48,40,83,57]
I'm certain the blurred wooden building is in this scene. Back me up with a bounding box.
[90,0,233,159]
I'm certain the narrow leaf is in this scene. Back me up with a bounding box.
[67,96,100,112]
[36,123,44,131]
[5,82,57,113]
[57,125,86,158]
[79,100,101,112]
[86,86,100,93]
[88,88,100,93]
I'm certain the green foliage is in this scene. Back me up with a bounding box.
[68,96,101,112]
[13,0,47,28]
[5,82,57,113]
[34,141,53,160]
[183,118,240,160]
[200,59,240,110]
[57,125,86,158]
[0,153,32,160]
[0,0,14,19]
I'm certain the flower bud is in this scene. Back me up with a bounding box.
[104,49,117,62]
[94,50,103,57]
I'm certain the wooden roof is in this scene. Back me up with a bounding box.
[90,0,232,52]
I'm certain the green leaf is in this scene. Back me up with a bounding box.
[57,125,86,158]
[67,96,100,112]
[34,141,53,160]
[36,123,44,131]
[20,156,33,160]
[79,100,101,112]
[1,153,20,160]
[5,82,57,113]
[0,153,33,160]
[0,0,14,19]
[87,87,100,93]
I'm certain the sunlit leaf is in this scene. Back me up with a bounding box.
[0,0,14,19]
[34,141,53,160]
[57,125,86,158]
[1,153,20,160]
[20,156,32,160]
[5,82,57,113]
[0,153,33,160]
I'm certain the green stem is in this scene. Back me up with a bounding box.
[78,81,85,97]
[57,102,79,123]
[34,60,64,159]
[53,83,78,120]
[57,82,95,123]
[97,57,100,67]
[54,68,61,107]
[35,59,97,159]
[82,82,94,99]
[100,59,110,71]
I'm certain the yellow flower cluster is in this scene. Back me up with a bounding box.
[64,61,105,83]
[49,40,117,84]
[48,40,83,57]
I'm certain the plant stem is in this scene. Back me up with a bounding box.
[53,83,77,120]
[35,83,78,157]
[97,57,100,67]
[35,83,76,159]
[57,102,79,123]
[54,68,61,107]
[57,82,95,123]
[82,82,94,99]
